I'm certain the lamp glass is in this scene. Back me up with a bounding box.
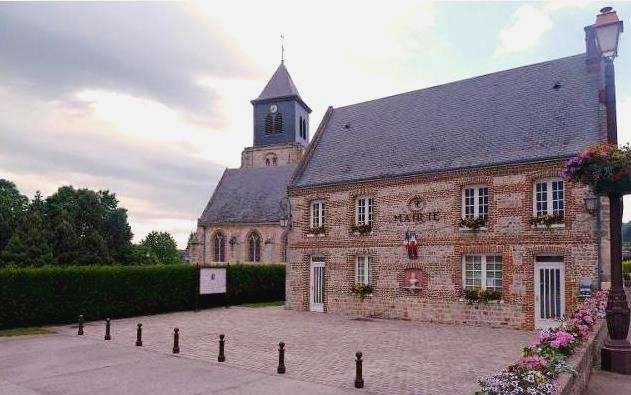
[584,195,598,213]
[595,22,621,57]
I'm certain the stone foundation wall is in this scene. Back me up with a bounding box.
[556,320,607,395]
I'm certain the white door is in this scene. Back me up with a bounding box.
[310,257,325,312]
[535,256,565,329]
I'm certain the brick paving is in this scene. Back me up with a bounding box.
[59,307,534,395]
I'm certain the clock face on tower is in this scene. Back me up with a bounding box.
[269,104,278,113]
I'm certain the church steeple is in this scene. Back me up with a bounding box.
[250,63,311,148]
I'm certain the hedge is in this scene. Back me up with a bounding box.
[0,264,285,329]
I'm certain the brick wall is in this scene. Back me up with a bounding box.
[286,160,609,330]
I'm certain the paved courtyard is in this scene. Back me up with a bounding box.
[55,306,533,394]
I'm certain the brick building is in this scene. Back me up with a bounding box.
[189,62,311,264]
[285,48,612,329]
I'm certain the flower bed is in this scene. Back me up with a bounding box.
[475,290,608,395]
[562,143,631,195]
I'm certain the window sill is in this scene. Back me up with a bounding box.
[531,224,565,229]
[351,231,374,236]
[459,227,488,232]
[306,233,326,238]
[458,298,504,305]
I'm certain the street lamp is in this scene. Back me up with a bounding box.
[590,7,631,375]
[594,7,624,58]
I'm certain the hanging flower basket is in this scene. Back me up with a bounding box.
[562,144,631,196]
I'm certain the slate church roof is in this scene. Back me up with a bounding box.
[291,54,603,189]
[199,165,295,225]
[251,62,311,111]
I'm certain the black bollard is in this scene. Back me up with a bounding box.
[78,315,84,336]
[104,318,111,340]
[277,342,286,374]
[354,351,364,389]
[136,323,143,347]
[218,334,225,362]
[173,328,180,354]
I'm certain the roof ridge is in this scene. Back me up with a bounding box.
[332,53,586,111]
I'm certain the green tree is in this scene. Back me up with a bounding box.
[44,186,132,264]
[0,179,29,251]
[139,231,180,264]
[1,192,53,267]
[129,243,160,265]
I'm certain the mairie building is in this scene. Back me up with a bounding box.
[192,22,614,330]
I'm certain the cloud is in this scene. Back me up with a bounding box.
[0,85,224,247]
[496,5,553,54]
[495,0,596,55]
[0,2,252,123]
[0,1,440,247]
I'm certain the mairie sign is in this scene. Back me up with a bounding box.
[393,196,440,223]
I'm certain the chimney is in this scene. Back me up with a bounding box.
[584,24,600,69]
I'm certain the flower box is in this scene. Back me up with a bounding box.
[531,213,564,229]
[350,224,372,235]
[459,217,487,232]
[351,283,373,300]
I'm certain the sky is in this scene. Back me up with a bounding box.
[1,1,631,248]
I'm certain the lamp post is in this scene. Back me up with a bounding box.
[590,7,631,375]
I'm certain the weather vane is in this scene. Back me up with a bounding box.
[280,34,285,63]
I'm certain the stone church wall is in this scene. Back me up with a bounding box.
[190,223,288,264]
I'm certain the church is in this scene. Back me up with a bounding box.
[188,61,311,264]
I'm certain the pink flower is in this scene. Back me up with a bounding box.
[550,331,575,349]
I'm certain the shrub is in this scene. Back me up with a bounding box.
[0,263,285,329]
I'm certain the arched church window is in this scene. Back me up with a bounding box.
[248,232,261,262]
[213,231,226,262]
[265,158,270,166]
[272,156,277,166]
[302,119,307,138]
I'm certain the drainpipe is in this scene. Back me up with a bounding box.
[596,197,603,288]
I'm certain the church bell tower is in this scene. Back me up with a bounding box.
[241,61,311,168]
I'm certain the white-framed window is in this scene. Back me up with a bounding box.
[355,196,374,226]
[310,200,325,228]
[355,256,372,285]
[534,179,565,217]
[462,185,489,220]
[463,255,502,291]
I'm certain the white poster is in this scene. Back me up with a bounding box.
[199,268,227,295]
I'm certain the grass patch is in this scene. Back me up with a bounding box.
[241,301,284,308]
[0,326,55,337]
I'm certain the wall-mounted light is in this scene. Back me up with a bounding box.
[584,193,598,215]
